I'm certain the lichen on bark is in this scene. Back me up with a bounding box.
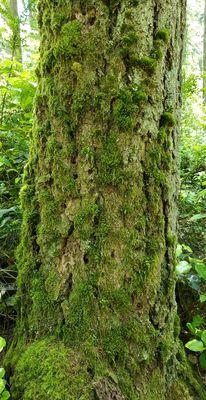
[6,0,206,399]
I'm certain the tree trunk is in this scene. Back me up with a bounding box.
[9,0,22,62]
[203,0,206,104]
[6,0,206,399]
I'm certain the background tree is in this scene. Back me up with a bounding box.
[203,0,206,103]
[5,0,206,399]
[0,0,37,333]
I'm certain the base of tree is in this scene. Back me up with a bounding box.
[5,337,206,400]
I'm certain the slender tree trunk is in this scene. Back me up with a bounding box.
[6,1,206,399]
[9,0,22,62]
[203,0,206,104]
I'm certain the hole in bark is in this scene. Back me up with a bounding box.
[71,151,78,164]
[68,273,73,291]
[73,173,78,180]
[83,254,89,264]
[94,215,99,226]
[87,9,96,25]
[65,273,73,297]
[111,250,115,258]
[68,221,74,236]
[87,367,95,378]
[93,286,99,298]
[176,351,183,362]
[88,169,93,175]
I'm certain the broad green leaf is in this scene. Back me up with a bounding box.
[0,379,5,394]
[189,213,206,221]
[185,339,204,352]
[5,296,16,307]
[182,244,192,253]
[192,315,204,328]
[0,368,5,379]
[176,244,182,257]
[201,331,206,345]
[0,337,6,352]
[195,264,206,280]
[186,323,196,334]
[200,294,206,303]
[0,207,16,219]
[199,352,206,369]
[1,389,10,399]
[176,261,191,275]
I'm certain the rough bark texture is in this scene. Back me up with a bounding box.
[6,0,206,399]
[203,0,206,104]
[9,0,22,62]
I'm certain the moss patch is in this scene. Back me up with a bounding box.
[11,338,92,400]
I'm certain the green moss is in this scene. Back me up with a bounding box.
[71,61,82,74]
[174,314,181,338]
[100,288,131,312]
[130,0,140,5]
[132,56,157,74]
[124,9,133,18]
[97,131,127,186]
[132,89,148,103]
[30,274,48,311]
[117,369,138,399]
[41,49,55,73]
[103,324,129,364]
[71,81,93,116]
[120,22,134,33]
[45,269,63,301]
[75,203,100,240]
[167,231,176,247]
[156,28,170,43]
[62,282,97,343]
[167,381,193,400]
[160,112,176,127]
[12,338,92,400]
[157,127,167,142]
[122,33,137,46]
[151,40,164,60]
[53,20,82,59]
[37,189,61,253]
[113,88,136,130]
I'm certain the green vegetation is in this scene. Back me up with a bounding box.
[0,337,10,399]
[0,0,205,399]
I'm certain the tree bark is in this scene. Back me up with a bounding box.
[9,0,22,62]
[6,0,206,399]
[203,0,206,104]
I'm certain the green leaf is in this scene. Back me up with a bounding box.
[0,368,5,379]
[1,389,10,399]
[189,213,206,221]
[186,323,196,334]
[200,294,206,303]
[195,264,206,280]
[201,331,206,345]
[192,315,204,328]
[0,337,6,352]
[199,352,206,369]
[0,380,5,394]
[185,339,204,352]
[5,296,16,307]
[176,244,182,257]
[0,207,16,219]
[176,260,191,274]
[182,244,193,253]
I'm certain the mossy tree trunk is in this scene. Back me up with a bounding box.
[7,0,206,399]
